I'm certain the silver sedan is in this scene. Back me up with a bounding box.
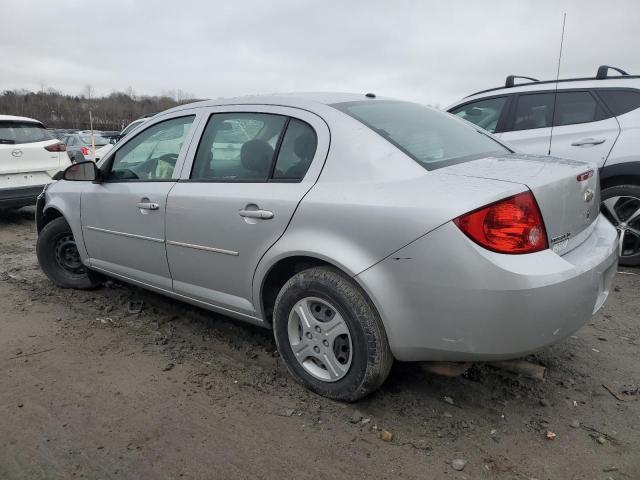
[35,93,618,400]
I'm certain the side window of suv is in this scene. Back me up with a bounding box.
[511,91,608,131]
[512,93,555,130]
[107,115,195,181]
[553,91,607,126]
[597,89,640,117]
[450,97,507,133]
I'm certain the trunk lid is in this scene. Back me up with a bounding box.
[440,154,600,255]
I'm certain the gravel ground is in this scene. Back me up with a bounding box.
[1,208,639,480]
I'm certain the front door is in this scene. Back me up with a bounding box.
[166,107,328,317]
[81,114,197,289]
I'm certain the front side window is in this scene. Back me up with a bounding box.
[107,115,195,181]
[191,113,287,181]
[512,93,555,130]
[332,100,510,170]
[449,96,507,133]
[0,121,53,145]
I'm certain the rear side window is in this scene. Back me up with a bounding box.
[273,119,317,180]
[598,89,640,116]
[0,121,53,145]
[191,113,287,181]
[332,100,510,170]
[553,91,607,126]
[449,96,508,133]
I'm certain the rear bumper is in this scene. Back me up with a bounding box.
[0,184,46,208]
[357,214,618,361]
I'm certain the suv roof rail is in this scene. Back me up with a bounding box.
[505,75,539,88]
[596,65,629,80]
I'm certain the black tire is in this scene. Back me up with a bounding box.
[601,184,640,267]
[273,266,393,401]
[36,217,102,289]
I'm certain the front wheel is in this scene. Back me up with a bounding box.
[36,217,102,289]
[273,266,393,401]
[601,184,640,266]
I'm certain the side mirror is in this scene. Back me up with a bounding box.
[62,160,100,182]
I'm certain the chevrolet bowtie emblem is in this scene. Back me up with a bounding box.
[584,189,594,202]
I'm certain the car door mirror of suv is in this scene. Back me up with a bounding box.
[60,160,100,182]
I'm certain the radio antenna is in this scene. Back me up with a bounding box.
[548,13,567,155]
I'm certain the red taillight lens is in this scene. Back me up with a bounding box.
[44,142,66,152]
[80,146,90,156]
[454,191,548,254]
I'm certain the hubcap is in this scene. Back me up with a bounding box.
[601,196,640,258]
[287,297,353,382]
[54,234,85,274]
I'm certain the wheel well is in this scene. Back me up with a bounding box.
[261,256,331,324]
[601,174,640,190]
[38,207,64,233]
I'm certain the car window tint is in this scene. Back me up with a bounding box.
[191,113,287,181]
[107,115,195,181]
[553,91,606,126]
[450,97,507,133]
[512,93,554,130]
[598,89,640,116]
[0,121,53,145]
[333,100,510,171]
[273,119,317,180]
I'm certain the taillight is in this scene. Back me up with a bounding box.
[80,146,90,156]
[44,142,66,152]
[454,191,548,254]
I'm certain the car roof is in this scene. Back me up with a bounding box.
[0,114,43,124]
[158,92,393,116]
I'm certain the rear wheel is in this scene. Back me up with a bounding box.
[273,266,393,401]
[601,184,640,266]
[36,217,102,289]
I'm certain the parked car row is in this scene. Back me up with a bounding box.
[35,91,618,400]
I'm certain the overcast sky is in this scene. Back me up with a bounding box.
[2,0,639,107]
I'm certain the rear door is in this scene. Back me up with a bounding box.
[166,106,329,317]
[81,113,199,289]
[549,90,619,166]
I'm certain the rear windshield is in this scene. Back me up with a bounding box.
[79,134,110,146]
[0,121,53,145]
[332,100,511,170]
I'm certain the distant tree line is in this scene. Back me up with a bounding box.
[0,86,197,131]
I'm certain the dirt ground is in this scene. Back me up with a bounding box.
[0,208,638,480]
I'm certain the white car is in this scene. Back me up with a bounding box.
[0,115,71,208]
[448,65,640,265]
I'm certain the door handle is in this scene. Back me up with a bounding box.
[238,209,274,219]
[137,202,159,210]
[571,138,606,147]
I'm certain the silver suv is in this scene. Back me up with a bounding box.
[448,65,640,265]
